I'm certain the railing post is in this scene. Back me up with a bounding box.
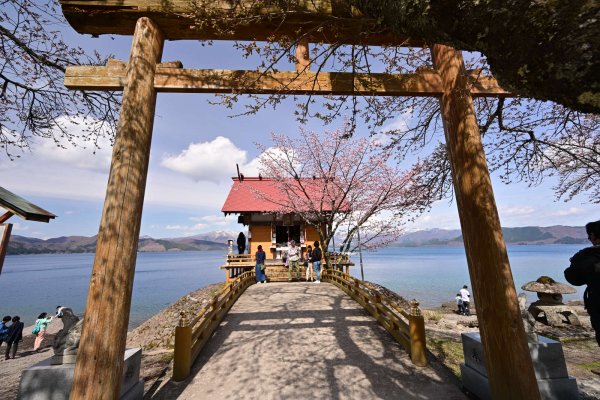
[408,300,427,367]
[173,312,192,381]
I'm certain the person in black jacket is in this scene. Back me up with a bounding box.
[5,315,24,360]
[312,241,323,283]
[237,232,246,254]
[564,220,600,356]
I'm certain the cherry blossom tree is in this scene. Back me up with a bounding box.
[257,123,432,255]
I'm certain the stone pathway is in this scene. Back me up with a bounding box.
[152,282,466,400]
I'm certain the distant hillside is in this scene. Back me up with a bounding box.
[7,234,228,255]
[395,225,588,246]
[7,225,588,255]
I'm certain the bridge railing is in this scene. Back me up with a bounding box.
[173,270,256,381]
[322,268,428,367]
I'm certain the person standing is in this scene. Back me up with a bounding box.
[312,241,323,284]
[255,245,267,283]
[564,220,600,356]
[305,245,314,282]
[287,240,300,281]
[33,312,53,351]
[5,316,24,360]
[459,285,471,316]
[0,315,11,352]
[237,232,246,255]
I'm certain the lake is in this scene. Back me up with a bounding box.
[0,244,586,329]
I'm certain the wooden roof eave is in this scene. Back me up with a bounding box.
[59,0,423,46]
[0,187,56,223]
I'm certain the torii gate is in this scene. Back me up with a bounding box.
[59,2,540,399]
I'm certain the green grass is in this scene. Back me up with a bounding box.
[427,337,464,378]
[423,310,443,322]
[578,360,600,370]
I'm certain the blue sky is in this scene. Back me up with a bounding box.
[0,28,596,239]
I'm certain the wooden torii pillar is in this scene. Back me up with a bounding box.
[59,2,540,399]
[69,18,164,400]
[431,44,540,399]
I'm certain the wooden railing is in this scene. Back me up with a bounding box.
[321,269,427,367]
[221,254,256,283]
[173,270,256,381]
[324,251,354,273]
[226,254,255,265]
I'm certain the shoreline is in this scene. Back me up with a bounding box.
[2,281,599,399]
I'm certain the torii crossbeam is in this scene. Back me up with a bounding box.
[58,2,540,400]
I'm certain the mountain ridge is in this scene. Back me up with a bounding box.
[5,226,588,255]
[395,225,587,247]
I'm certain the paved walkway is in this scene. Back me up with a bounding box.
[154,282,466,400]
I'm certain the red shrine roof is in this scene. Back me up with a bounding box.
[221,177,343,214]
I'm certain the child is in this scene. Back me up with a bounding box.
[0,315,11,352]
[305,245,314,282]
[455,294,464,315]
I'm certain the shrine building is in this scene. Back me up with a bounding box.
[221,176,327,259]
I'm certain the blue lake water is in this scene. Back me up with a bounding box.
[0,245,586,329]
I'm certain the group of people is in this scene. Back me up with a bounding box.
[0,310,56,360]
[455,285,471,316]
[254,240,324,284]
[0,315,24,360]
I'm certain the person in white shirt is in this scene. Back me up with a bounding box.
[287,240,300,281]
[459,285,471,316]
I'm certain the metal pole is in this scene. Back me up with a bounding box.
[357,225,365,281]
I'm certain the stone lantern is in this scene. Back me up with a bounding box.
[521,276,580,327]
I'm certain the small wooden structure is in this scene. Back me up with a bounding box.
[0,186,56,275]
[58,2,540,399]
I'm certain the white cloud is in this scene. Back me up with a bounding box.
[553,207,585,217]
[161,136,248,183]
[189,214,235,226]
[10,223,28,232]
[34,117,113,172]
[166,224,207,231]
[372,108,415,147]
[499,206,536,217]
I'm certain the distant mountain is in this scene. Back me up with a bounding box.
[7,225,588,255]
[395,225,588,246]
[7,233,228,255]
[169,230,238,244]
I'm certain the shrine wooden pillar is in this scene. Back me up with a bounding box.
[70,17,163,400]
[430,44,540,399]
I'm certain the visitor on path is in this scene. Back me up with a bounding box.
[305,245,314,282]
[459,285,471,316]
[312,241,322,284]
[0,315,11,352]
[33,312,53,351]
[287,240,300,281]
[255,245,267,283]
[237,232,246,254]
[564,220,600,375]
[5,316,24,360]
[455,294,464,315]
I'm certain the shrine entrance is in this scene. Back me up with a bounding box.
[58,2,540,399]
